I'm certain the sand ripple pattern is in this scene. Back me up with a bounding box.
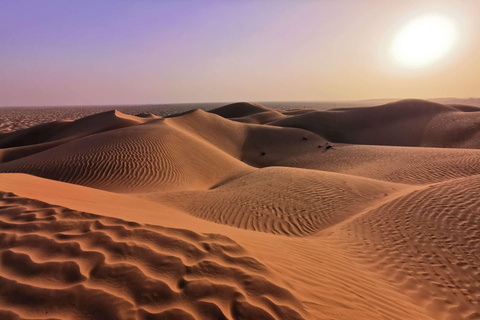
[277,145,480,185]
[0,191,305,320]
[157,167,400,236]
[0,122,247,193]
[0,124,184,192]
[342,175,480,320]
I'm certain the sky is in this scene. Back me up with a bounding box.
[1,0,479,106]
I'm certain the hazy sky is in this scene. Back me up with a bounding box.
[1,0,479,106]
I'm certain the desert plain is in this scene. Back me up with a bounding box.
[0,99,479,320]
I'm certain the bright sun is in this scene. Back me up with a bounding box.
[392,14,457,68]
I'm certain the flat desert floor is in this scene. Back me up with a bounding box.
[0,99,479,320]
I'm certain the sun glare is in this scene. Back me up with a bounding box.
[392,14,457,68]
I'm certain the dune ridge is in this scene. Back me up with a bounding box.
[0,110,156,164]
[267,99,480,148]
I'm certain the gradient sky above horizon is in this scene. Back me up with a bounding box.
[1,0,479,106]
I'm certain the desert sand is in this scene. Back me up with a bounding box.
[0,99,479,320]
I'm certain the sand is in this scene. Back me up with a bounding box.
[0,99,479,319]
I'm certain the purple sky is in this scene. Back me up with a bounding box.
[1,0,479,106]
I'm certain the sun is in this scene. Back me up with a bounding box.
[392,14,457,68]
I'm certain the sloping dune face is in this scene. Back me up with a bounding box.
[0,191,305,320]
[0,110,150,149]
[268,100,480,148]
[155,167,401,236]
[0,110,155,164]
[0,99,480,320]
[0,108,329,191]
[165,109,328,167]
[338,175,480,319]
[0,117,251,192]
[276,144,480,184]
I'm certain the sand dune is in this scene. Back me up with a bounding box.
[267,99,480,148]
[0,190,304,320]
[0,174,435,320]
[0,99,479,319]
[0,118,250,192]
[0,110,157,164]
[154,167,402,235]
[337,175,480,319]
[165,109,327,167]
[211,103,286,125]
[0,108,328,185]
[209,102,277,119]
[0,110,151,148]
[276,144,480,184]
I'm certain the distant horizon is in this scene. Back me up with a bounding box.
[1,96,480,109]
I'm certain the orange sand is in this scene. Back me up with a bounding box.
[0,99,479,319]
